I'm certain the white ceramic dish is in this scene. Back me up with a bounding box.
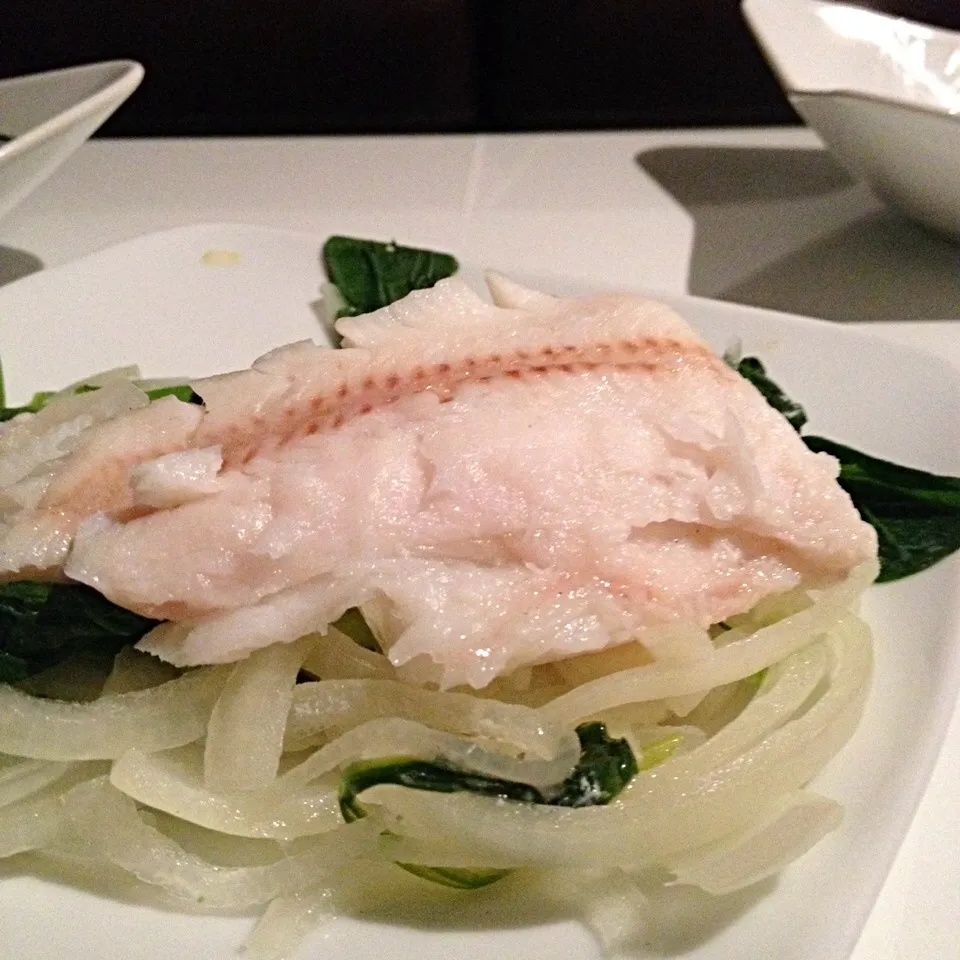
[0,60,143,222]
[0,223,957,960]
[742,0,960,240]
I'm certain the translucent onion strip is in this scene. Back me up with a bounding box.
[0,757,72,809]
[0,668,230,760]
[286,677,575,762]
[0,792,64,858]
[542,562,875,725]
[300,626,395,681]
[48,777,390,908]
[665,790,843,894]
[101,647,181,695]
[244,885,337,960]
[204,637,315,792]
[280,717,580,792]
[364,616,871,870]
[0,761,115,859]
[517,867,653,955]
[658,642,829,779]
[111,745,342,841]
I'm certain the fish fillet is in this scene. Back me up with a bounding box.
[0,277,878,689]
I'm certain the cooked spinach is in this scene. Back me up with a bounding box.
[0,382,200,422]
[0,581,159,684]
[322,235,458,321]
[142,385,201,404]
[726,354,807,432]
[732,356,960,582]
[0,374,198,678]
[339,722,659,889]
[804,436,960,583]
[0,390,61,421]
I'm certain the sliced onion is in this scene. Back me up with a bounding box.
[280,716,580,793]
[243,885,337,960]
[0,553,876,956]
[0,667,228,760]
[111,745,341,841]
[519,867,653,955]
[0,757,72,809]
[541,562,874,724]
[286,676,573,762]
[300,626,395,681]
[364,615,871,869]
[101,647,181,695]
[204,637,315,792]
[0,762,105,857]
[658,641,829,778]
[665,790,844,894]
[0,792,64,858]
[48,776,388,908]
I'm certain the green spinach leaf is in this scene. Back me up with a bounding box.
[804,436,960,582]
[339,723,665,890]
[322,236,458,321]
[729,356,960,582]
[726,354,807,432]
[0,581,159,684]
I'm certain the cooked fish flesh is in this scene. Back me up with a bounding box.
[0,276,878,688]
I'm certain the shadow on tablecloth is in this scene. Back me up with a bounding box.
[0,246,43,289]
[636,145,960,322]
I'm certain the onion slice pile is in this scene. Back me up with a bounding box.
[0,561,876,957]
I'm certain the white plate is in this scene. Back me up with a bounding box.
[0,61,143,223]
[0,223,957,960]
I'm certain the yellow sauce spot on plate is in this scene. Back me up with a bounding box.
[201,249,242,266]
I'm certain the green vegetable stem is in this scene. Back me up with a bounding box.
[0,382,200,422]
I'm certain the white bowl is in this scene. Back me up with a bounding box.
[0,60,144,222]
[742,0,960,240]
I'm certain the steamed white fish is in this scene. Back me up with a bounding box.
[0,276,877,689]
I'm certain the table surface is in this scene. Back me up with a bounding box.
[0,126,957,960]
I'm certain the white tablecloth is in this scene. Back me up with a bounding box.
[0,127,957,960]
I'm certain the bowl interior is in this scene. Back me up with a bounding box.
[0,61,141,141]
[742,0,960,112]
[0,61,143,221]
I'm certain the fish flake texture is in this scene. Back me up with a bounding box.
[0,277,877,688]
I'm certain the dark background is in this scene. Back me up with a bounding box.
[2,0,959,136]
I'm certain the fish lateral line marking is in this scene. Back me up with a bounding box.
[216,337,727,467]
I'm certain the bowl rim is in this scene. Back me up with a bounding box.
[789,88,960,126]
[0,60,144,162]
[742,0,960,119]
